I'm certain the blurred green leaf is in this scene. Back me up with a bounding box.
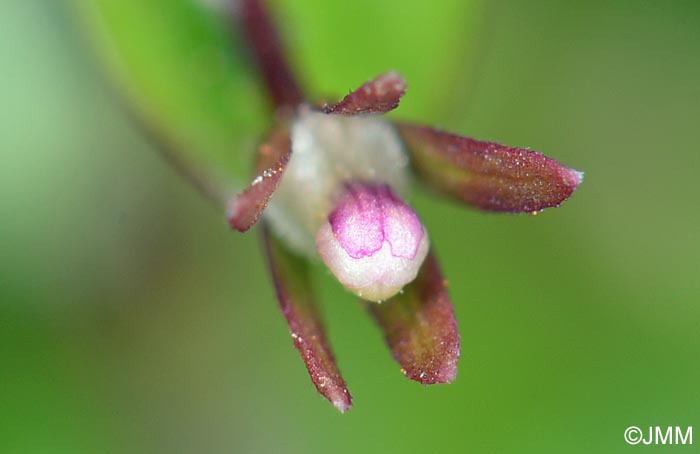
[275,0,485,120]
[72,0,484,190]
[73,0,268,187]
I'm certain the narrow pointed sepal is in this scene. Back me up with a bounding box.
[262,226,353,412]
[369,253,460,384]
[323,72,407,116]
[227,127,291,232]
[397,124,583,213]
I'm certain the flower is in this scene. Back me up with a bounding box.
[316,182,430,302]
[222,0,582,412]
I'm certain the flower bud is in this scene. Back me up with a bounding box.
[316,183,429,302]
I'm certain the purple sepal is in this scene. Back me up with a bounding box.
[262,225,353,413]
[227,126,290,232]
[397,124,583,213]
[323,72,407,116]
[369,252,460,384]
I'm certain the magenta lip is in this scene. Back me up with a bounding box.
[328,183,424,260]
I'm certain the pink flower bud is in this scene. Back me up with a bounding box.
[316,183,429,302]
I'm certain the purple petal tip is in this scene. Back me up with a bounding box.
[324,72,407,116]
[331,391,352,413]
[570,169,584,186]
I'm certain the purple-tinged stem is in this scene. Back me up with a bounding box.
[237,0,304,109]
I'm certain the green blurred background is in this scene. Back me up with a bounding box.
[2,1,699,452]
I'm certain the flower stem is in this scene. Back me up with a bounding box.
[237,0,304,110]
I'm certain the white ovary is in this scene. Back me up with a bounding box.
[264,107,411,257]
